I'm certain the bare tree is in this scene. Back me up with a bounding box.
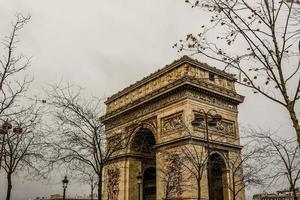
[225,142,266,200]
[47,84,131,200]
[70,163,98,200]
[177,119,267,200]
[179,142,207,200]
[1,102,47,200]
[248,130,300,200]
[0,14,32,117]
[176,0,300,144]
[0,14,49,200]
[0,14,32,174]
[159,152,186,200]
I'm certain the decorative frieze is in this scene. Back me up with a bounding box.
[104,89,187,130]
[188,90,237,110]
[161,112,184,134]
[102,76,242,125]
[106,66,186,113]
[106,56,238,114]
[103,85,240,131]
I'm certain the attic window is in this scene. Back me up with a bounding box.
[209,72,215,81]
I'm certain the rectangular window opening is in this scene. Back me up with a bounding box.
[209,72,215,81]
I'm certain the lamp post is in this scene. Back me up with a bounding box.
[137,172,143,200]
[0,120,22,173]
[191,108,222,199]
[0,120,12,170]
[62,176,69,200]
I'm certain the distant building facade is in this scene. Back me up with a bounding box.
[253,189,300,200]
[34,193,97,200]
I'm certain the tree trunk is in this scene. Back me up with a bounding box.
[197,178,201,200]
[91,184,94,200]
[6,172,12,200]
[287,104,300,145]
[0,134,6,188]
[290,183,298,200]
[97,172,102,200]
[292,187,298,200]
[232,174,236,200]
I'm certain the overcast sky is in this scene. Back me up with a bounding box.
[0,0,298,200]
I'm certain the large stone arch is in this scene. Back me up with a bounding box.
[143,167,156,200]
[129,127,157,200]
[208,152,230,200]
[128,120,158,150]
[209,150,229,169]
[101,56,245,200]
[130,127,156,154]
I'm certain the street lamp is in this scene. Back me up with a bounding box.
[191,108,222,199]
[191,108,222,145]
[62,176,69,200]
[0,120,22,173]
[137,172,143,200]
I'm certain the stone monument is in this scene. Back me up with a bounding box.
[101,56,245,200]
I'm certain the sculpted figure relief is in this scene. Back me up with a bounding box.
[107,167,120,200]
[161,112,184,134]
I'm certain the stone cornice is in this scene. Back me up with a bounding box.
[101,76,244,123]
[105,55,236,104]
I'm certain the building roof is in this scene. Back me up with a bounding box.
[105,55,235,104]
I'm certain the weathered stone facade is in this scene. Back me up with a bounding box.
[101,56,245,200]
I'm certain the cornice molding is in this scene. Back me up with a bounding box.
[105,55,236,104]
[101,76,244,123]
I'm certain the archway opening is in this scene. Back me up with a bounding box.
[143,167,156,200]
[131,128,156,200]
[208,153,227,200]
[131,128,155,154]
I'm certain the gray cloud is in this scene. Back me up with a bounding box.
[0,0,298,199]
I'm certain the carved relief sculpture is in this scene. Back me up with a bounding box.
[193,112,236,136]
[163,153,183,200]
[161,112,184,134]
[107,167,120,200]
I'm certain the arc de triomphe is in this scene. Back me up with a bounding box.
[101,56,245,200]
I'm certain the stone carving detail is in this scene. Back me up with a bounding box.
[215,121,235,135]
[106,64,238,114]
[107,167,120,200]
[194,114,235,136]
[107,66,186,113]
[105,90,187,130]
[143,116,158,131]
[107,133,124,151]
[188,90,237,110]
[104,86,238,130]
[164,153,183,199]
[161,112,184,134]
[125,117,157,136]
